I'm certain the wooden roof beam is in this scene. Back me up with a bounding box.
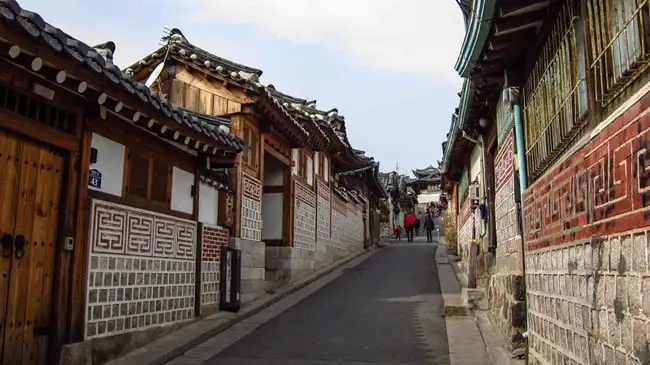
[499,0,550,18]
[488,29,537,51]
[493,9,547,37]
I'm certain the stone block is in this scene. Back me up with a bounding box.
[241,267,265,281]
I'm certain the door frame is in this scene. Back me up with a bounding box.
[0,103,86,364]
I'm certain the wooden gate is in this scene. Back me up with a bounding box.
[0,129,64,365]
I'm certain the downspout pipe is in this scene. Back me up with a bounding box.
[507,86,530,355]
[509,87,528,191]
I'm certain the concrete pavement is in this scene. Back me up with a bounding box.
[166,238,451,365]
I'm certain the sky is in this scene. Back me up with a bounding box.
[19,0,466,177]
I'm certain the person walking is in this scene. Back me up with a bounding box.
[414,218,421,236]
[424,213,436,243]
[394,225,402,241]
[404,211,416,242]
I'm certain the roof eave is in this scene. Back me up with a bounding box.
[454,0,498,78]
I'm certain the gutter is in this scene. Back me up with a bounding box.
[454,0,498,78]
[442,80,475,174]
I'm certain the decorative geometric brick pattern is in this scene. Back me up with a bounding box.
[86,200,196,339]
[241,173,263,241]
[522,94,650,251]
[317,180,331,244]
[201,224,229,307]
[523,92,650,365]
[494,131,514,191]
[293,180,316,250]
[90,200,197,259]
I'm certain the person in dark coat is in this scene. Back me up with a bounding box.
[424,213,436,242]
[414,218,421,236]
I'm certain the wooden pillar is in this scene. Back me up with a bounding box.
[193,167,202,316]
[67,127,92,342]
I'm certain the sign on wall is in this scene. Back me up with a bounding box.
[89,169,103,189]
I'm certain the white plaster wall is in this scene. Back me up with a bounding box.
[418,192,441,204]
[323,156,329,182]
[470,144,482,185]
[89,133,125,197]
[198,182,218,225]
[306,155,314,186]
[291,148,300,176]
[262,193,283,240]
[171,167,194,214]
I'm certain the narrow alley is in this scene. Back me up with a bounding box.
[165,238,450,365]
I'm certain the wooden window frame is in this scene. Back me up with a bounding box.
[123,147,173,210]
[297,150,315,189]
[241,124,260,177]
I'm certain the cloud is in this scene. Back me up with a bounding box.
[189,0,465,84]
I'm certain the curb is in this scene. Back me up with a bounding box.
[434,245,516,365]
[112,245,380,365]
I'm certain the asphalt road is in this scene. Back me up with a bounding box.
[204,237,450,365]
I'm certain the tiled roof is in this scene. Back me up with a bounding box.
[412,165,442,180]
[124,28,263,88]
[0,0,244,152]
[124,28,308,140]
[266,85,330,145]
[264,85,375,167]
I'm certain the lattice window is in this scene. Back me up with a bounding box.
[522,1,589,181]
[0,83,77,134]
[587,0,650,105]
[495,90,514,146]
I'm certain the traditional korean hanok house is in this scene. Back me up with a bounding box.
[447,0,650,362]
[0,3,244,364]
[262,86,381,279]
[336,160,387,248]
[125,29,313,302]
[408,164,443,216]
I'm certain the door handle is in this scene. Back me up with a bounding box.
[14,235,26,259]
[1,233,13,258]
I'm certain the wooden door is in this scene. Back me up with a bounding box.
[0,130,64,365]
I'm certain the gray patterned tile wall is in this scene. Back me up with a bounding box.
[85,199,197,339]
[294,181,316,250]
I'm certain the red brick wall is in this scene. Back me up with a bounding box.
[523,91,650,251]
[523,87,650,365]
[202,224,230,260]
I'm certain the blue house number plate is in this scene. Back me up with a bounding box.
[89,169,103,189]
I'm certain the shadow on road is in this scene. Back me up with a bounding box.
[207,242,450,364]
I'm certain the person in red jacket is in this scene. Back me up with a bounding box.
[404,211,417,242]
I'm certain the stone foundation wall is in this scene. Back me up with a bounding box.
[523,85,650,364]
[229,238,265,303]
[266,185,365,285]
[488,131,526,344]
